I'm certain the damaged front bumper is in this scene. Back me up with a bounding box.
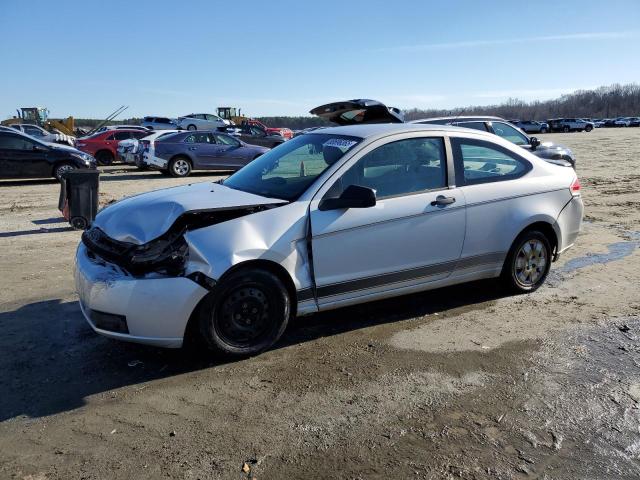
[74,243,208,348]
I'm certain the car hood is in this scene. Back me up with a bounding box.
[310,99,404,125]
[93,182,285,245]
[46,142,84,154]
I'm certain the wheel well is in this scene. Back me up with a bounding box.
[182,260,298,346]
[95,149,113,159]
[51,160,73,175]
[220,260,298,315]
[170,154,192,165]
[518,221,558,254]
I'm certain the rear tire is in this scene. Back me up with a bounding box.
[562,126,570,133]
[197,268,290,358]
[501,230,552,294]
[70,216,89,230]
[95,150,114,165]
[168,156,191,177]
[540,128,548,133]
[187,124,197,131]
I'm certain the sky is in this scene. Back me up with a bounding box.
[0,0,639,119]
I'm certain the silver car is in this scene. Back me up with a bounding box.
[175,113,228,131]
[75,123,583,356]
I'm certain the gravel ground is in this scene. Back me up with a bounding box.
[0,127,639,479]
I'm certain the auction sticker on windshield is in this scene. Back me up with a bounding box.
[323,138,358,150]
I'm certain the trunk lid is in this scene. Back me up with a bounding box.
[309,99,404,125]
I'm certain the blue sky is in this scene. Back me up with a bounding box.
[1,0,638,119]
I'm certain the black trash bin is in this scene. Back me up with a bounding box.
[58,170,100,230]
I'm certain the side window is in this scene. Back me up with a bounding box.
[490,122,529,146]
[456,121,488,132]
[0,134,36,150]
[105,133,116,141]
[132,131,148,139]
[114,131,131,140]
[193,133,210,143]
[250,126,265,136]
[327,137,447,200]
[23,126,45,136]
[451,137,531,185]
[214,134,240,146]
[185,134,196,143]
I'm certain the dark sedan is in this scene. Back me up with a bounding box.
[232,124,286,148]
[0,129,96,180]
[152,131,269,177]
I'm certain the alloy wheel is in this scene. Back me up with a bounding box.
[173,159,190,176]
[514,239,548,287]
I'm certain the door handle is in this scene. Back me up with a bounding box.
[188,146,197,150]
[431,195,456,206]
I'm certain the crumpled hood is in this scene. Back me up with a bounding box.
[93,182,284,245]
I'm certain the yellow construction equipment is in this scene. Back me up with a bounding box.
[2,107,76,136]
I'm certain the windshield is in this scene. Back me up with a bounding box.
[223,133,362,200]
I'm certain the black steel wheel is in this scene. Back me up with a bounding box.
[198,268,290,357]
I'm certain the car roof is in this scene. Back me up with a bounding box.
[411,115,506,123]
[306,122,495,140]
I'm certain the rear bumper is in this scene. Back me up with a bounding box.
[556,196,584,255]
[143,153,168,169]
[74,243,208,348]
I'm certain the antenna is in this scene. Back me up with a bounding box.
[450,107,465,124]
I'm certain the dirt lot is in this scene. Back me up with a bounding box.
[1,127,639,479]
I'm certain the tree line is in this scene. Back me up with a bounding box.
[74,83,640,130]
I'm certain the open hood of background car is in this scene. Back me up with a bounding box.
[93,182,285,245]
[310,99,405,125]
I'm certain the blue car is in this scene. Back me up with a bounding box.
[151,131,269,177]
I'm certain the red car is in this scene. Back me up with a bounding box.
[75,129,150,165]
[244,119,293,140]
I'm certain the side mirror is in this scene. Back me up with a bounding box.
[318,184,376,211]
[529,136,540,150]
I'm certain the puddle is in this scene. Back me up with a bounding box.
[561,240,639,273]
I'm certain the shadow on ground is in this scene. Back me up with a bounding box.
[0,279,507,421]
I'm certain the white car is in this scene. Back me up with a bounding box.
[9,123,75,146]
[116,130,181,168]
[176,113,229,131]
[75,123,583,357]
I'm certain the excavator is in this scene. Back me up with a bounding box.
[1,107,76,136]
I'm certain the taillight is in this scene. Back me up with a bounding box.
[570,177,581,195]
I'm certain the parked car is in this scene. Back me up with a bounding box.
[0,129,96,180]
[412,116,575,167]
[175,113,229,131]
[513,120,549,134]
[76,129,151,165]
[231,124,287,148]
[75,123,583,357]
[614,117,640,127]
[591,118,606,128]
[141,116,177,130]
[148,130,268,177]
[119,130,182,169]
[9,124,76,146]
[547,118,594,132]
[240,119,294,140]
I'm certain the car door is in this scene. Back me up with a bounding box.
[309,135,466,308]
[449,135,534,272]
[212,133,246,168]
[0,133,50,177]
[183,132,215,168]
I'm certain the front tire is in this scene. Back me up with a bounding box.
[540,128,548,133]
[585,125,593,132]
[562,126,570,133]
[197,269,290,358]
[501,230,552,294]
[53,162,75,180]
[168,156,191,177]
